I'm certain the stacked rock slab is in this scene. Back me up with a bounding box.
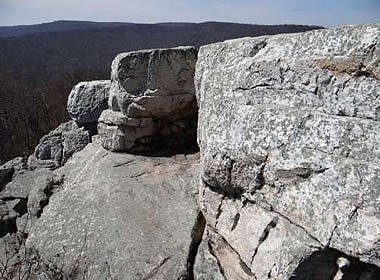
[195,24,380,279]
[98,46,198,153]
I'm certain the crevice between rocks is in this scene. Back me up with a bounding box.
[207,238,228,280]
[36,175,65,219]
[208,227,256,279]
[179,211,206,280]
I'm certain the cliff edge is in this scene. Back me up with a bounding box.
[0,24,379,280]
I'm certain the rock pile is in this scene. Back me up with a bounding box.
[98,47,198,153]
[195,24,380,279]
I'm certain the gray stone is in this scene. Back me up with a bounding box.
[67,80,110,132]
[0,168,51,202]
[0,200,17,237]
[193,229,226,280]
[0,168,14,191]
[195,24,380,279]
[109,47,197,113]
[100,46,198,153]
[0,157,26,173]
[26,140,203,279]
[27,173,64,220]
[28,121,90,169]
[98,109,155,152]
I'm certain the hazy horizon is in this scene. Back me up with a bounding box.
[0,0,379,28]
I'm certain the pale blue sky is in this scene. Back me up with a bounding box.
[0,0,379,27]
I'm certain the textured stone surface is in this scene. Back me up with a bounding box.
[99,46,198,153]
[26,140,204,279]
[0,166,52,238]
[195,24,380,279]
[0,168,14,192]
[0,200,17,237]
[67,80,110,132]
[28,121,90,169]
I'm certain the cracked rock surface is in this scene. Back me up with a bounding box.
[195,24,380,279]
[26,139,205,279]
[99,46,198,153]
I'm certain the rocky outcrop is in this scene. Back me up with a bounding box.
[67,80,110,133]
[195,24,380,279]
[28,121,90,169]
[25,140,203,279]
[98,47,198,153]
[1,24,379,280]
[0,22,322,166]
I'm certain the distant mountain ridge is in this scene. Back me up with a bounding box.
[0,20,323,164]
[0,20,134,37]
[0,20,323,38]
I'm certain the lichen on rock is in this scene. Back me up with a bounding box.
[195,24,380,279]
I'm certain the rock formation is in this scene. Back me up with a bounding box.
[28,121,91,169]
[98,47,198,153]
[26,140,204,279]
[195,24,380,279]
[67,80,110,133]
[0,22,322,166]
[0,24,379,280]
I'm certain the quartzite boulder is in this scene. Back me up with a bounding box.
[98,46,198,153]
[26,140,205,279]
[67,80,110,133]
[195,24,380,279]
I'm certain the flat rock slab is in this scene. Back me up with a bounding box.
[26,141,202,279]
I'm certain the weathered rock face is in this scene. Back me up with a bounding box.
[98,47,198,153]
[195,24,380,279]
[28,121,90,169]
[67,80,110,133]
[26,140,204,280]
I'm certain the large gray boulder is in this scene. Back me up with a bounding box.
[28,121,90,169]
[99,46,198,153]
[195,24,380,279]
[67,80,110,133]
[26,140,205,279]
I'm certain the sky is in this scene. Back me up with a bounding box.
[0,0,379,27]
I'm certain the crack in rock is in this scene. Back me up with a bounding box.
[250,217,279,266]
[215,196,225,228]
[179,211,206,280]
[207,238,228,280]
[112,159,134,167]
[252,200,323,247]
[231,213,240,232]
[208,227,256,279]
[326,224,339,248]
[142,256,172,280]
